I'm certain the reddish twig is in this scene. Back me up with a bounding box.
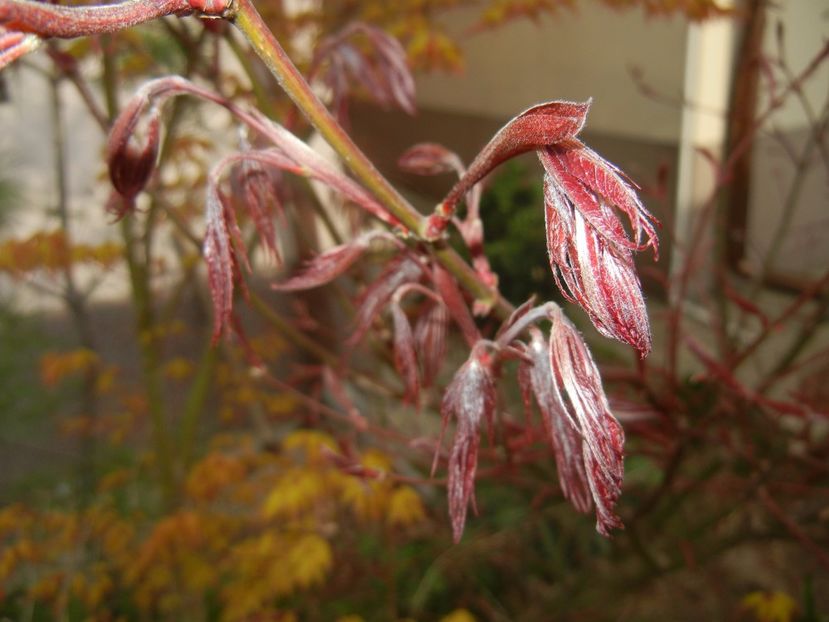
[0,0,233,38]
[757,486,829,573]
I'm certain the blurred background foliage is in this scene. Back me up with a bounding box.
[1,0,827,621]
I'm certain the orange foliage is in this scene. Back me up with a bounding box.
[0,230,121,276]
[40,348,99,387]
[0,431,427,620]
[473,0,576,31]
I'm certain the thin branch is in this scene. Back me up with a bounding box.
[0,0,231,38]
[757,486,829,572]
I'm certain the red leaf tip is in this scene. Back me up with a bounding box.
[541,144,655,357]
[440,346,496,542]
[548,308,625,535]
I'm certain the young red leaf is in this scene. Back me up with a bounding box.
[203,183,234,341]
[355,22,415,115]
[536,139,657,357]
[312,22,415,121]
[105,78,202,215]
[544,175,652,357]
[390,299,420,406]
[441,100,590,210]
[112,77,402,229]
[431,264,481,347]
[525,328,592,513]
[548,307,624,535]
[235,148,282,263]
[542,142,658,257]
[390,282,448,403]
[348,255,423,345]
[447,420,480,544]
[271,231,398,292]
[440,347,496,542]
[414,301,449,388]
[278,244,364,292]
[272,239,367,292]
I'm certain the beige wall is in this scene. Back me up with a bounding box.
[414,4,689,144]
[761,0,828,132]
[746,0,829,281]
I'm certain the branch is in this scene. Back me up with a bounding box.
[0,0,232,38]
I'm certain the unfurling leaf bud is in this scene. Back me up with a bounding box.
[524,328,593,515]
[349,256,423,346]
[236,156,282,262]
[541,146,655,356]
[439,345,496,542]
[547,308,625,535]
[272,237,370,292]
[414,301,449,388]
[311,22,416,122]
[204,183,234,341]
[391,299,419,406]
[270,231,398,292]
[106,99,161,212]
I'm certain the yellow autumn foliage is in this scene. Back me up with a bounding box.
[0,425,426,620]
[263,468,331,518]
[40,348,99,387]
[387,485,426,527]
[285,533,334,588]
[220,531,333,622]
[281,428,339,457]
[741,590,798,622]
[162,356,195,381]
[476,0,575,31]
[259,431,427,528]
[440,609,478,622]
[186,451,249,502]
[214,354,297,424]
[403,23,465,73]
[0,230,122,275]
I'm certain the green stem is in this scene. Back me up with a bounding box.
[50,71,100,507]
[179,337,219,467]
[248,291,395,397]
[224,26,278,119]
[120,217,177,505]
[100,43,176,507]
[248,291,339,367]
[124,219,177,494]
[100,34,119,118]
